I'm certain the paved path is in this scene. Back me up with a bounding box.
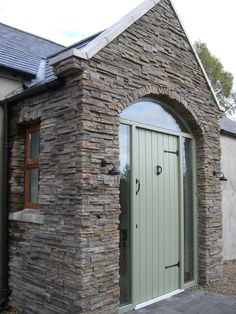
[127,288,236,313]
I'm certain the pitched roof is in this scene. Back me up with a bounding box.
[0,23,64,80]
[220,116,236,136]
[49,0,223,112]
[49,0,161,62]
[49,32,102,60]
[0,0,223,111]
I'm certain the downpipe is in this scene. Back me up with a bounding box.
[0,100,10,311]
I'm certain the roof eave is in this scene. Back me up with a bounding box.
[0,64,36,79]
[50,0,223,112]
[220,129,236,137]
[0,78,64,106]
[49,0,161,65]
[49,48,88,65]
[78,0,161,60]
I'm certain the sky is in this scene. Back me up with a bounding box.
[0,0,235,89]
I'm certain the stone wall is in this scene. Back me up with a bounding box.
[70,0,223,287]
[8,0,223,313]
[9,75,87,313]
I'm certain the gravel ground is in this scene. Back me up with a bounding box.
[197,259,236,297]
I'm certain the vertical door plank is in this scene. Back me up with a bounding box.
[135,129,180,305]
[163,134,170,294]
[146,130,153,300]
[158,132,165,296]
[152,131,158,298]
[138,129,147,303]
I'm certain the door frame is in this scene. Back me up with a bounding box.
[119,117,197,313]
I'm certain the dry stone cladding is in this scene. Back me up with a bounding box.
[8,0,222,313]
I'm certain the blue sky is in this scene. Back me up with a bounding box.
[0,0,235,88]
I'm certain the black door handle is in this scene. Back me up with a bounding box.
[156,165,162,175]
[136,179,140,195]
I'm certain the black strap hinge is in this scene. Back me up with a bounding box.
[164,150,179,156]
[165,261,180,269]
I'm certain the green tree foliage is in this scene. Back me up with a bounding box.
[194,40,235,112]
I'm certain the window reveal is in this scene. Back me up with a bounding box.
[24,124,40,208]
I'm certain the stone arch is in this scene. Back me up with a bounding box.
[117,85,222,286]
[118,84,205,138]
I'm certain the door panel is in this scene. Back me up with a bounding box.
[134,128,180,305]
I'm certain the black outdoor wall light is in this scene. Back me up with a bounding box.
[101,159,120,175]
[213,171,228,181]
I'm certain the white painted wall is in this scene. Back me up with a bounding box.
[221,134,236,260]
[0,76,21,100]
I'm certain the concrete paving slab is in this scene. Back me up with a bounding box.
[126,288,236,313]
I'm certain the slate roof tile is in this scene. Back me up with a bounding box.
[220,116,236,135]
[0,22,64,84]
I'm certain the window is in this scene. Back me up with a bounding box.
[182,137,194,282]
[24,124,40,208]
[120,98,187,132]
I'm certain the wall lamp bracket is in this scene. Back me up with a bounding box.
[213,171,228,181]
[101,159,120,176]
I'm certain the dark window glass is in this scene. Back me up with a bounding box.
[119,124,131,306]
[29,168,39,203]
[29,131,40,159]
[25,124,40,208]
[183,137,194,282]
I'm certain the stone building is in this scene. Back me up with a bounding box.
[0,22,64,310]
[0,0,226,313]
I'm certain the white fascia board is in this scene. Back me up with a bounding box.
[49,48,88,65]
[80,0,161,59]
[50,0,161,64]
[49,0,223,113]
[169,0,224,112]
[84,37,110,60]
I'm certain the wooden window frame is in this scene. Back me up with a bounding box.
[24,124,40,209]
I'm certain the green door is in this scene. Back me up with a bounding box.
[133,127,180,305]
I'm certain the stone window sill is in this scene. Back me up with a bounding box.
[9,208,45,224]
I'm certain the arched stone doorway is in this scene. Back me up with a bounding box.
[119,98,197,311]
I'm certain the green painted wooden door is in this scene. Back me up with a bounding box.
[133,128,180,305]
